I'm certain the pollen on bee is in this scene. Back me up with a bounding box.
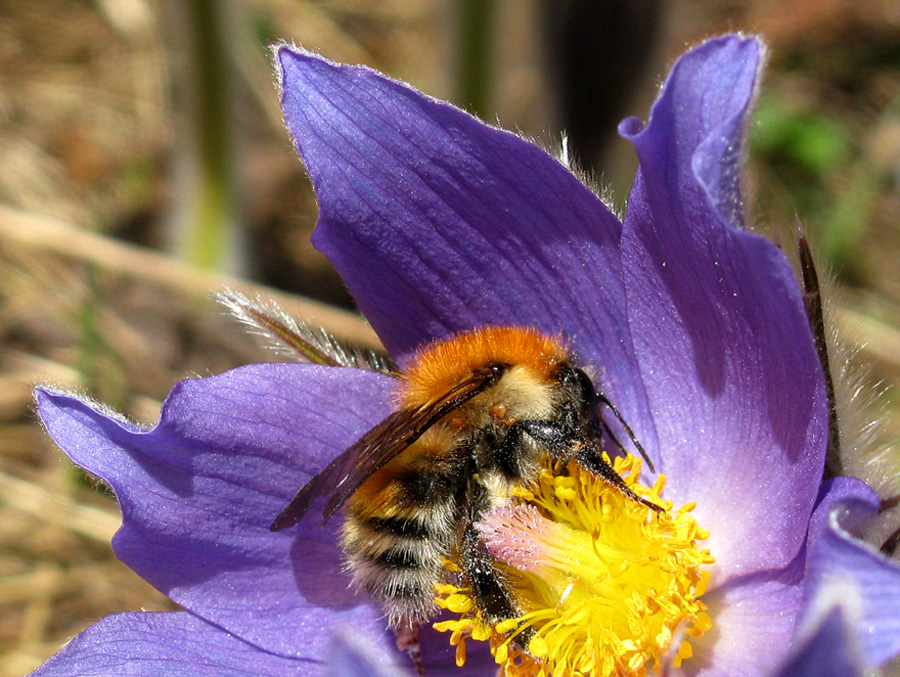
[448,415,468,429]
[489,402,510,423]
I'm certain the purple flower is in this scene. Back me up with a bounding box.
[32,35,900,676]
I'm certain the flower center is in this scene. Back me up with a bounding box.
[434,455,714,676]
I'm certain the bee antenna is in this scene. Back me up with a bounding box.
[595,392,656,473]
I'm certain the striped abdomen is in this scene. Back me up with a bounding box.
[340,427,466,627]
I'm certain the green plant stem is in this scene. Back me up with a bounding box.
[456,0,495,117]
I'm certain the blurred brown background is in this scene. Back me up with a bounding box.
[2,1,900,674]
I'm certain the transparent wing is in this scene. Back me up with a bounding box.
[270,364,505,530]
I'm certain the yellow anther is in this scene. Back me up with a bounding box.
[433,457,713,676]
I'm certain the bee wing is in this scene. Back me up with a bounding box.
[269,408,413,531]
[270,364,504,531]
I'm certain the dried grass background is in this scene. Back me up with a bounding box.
[2,1,900,674]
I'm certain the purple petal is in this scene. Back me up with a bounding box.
[619,35,827,579]
[277,46,656,446]
[327,628,413,677]
[685,555,804,677]
[802,476,900,667]
[771,607,864,677]
[29,611,328,676]
[35,365,402,662]
[329,623,497,677]
[417,619,497,676]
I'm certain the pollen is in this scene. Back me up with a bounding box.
[434,456,714,676]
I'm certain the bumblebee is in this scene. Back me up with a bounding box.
[220,293,658,650]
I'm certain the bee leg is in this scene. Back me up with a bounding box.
[498,420,661,513]
[395,622,425,676]
[459,527,536,650]
[575,443,663,513]
[495,419,573,477]
[460,527,518,621]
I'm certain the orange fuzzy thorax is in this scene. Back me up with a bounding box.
[399,327,569,408]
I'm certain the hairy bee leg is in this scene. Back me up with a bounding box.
[575,443,663,513]
[395,622,424,676]
[495,418,575,477]
[497,419,662,513]
[459,527,537,651]
[460,528,517,621]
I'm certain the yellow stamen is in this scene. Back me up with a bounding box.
[434,456,714,676]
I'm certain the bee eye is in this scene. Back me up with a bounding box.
[575,368,596,404]
[486,362,508,382]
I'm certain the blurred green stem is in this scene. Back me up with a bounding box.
[77,266,124,407]
[77,266,102,394]
[456,0,495,117]
[188,0,232,270]
[170,0,239,272]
